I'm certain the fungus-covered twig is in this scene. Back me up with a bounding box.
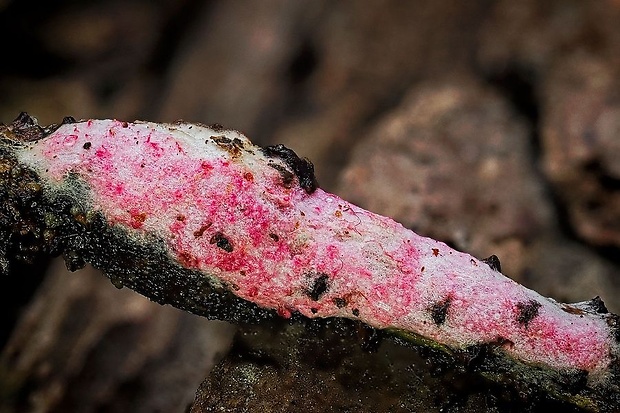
[1,113,619,411]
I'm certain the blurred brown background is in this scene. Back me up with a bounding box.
[1,0,620,411]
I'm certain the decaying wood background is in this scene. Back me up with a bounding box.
[2,1,620,411]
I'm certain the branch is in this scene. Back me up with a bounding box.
[1,113,619,411]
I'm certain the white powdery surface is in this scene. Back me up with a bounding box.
[15,119,618,378]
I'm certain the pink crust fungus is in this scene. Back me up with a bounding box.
[8,117,620,382]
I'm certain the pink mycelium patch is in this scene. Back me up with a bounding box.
[15,119,617,377]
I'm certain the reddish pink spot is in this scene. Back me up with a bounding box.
[129,209,147,229]
[277,306,292,318]
[95,146,111,160]
[214,251,251,273]
[169,219,185,234]
[106,182,124,196]
[145,137,164,157]
[178,250,199,268]
[326,245,339,260]
[62,134,79,147]
[200,161,213,173]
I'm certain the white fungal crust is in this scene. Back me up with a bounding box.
[8,118,620,381]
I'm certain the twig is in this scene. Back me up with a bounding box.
[1,113,619,411]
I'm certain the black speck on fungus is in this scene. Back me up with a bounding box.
[430,297,452,326]
[482,255,502,272]
[211,135,245,157]
[262,144,318,194]
[306,273,329,301]
[588,296,608,314]
[209,231,233,253]
[516,300,542,327]
[213,136,231,145]
[333,297,347,308]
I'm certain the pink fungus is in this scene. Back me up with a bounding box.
[9,117,620,383]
